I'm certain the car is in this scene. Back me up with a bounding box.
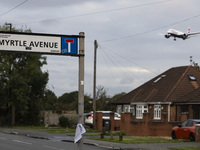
[171,119,200,141]
[84,111,121,127]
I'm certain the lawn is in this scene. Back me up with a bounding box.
[2,126,99,134]
[93,136,182,144]
[169,147,200,150]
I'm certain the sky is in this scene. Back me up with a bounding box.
[1,0,200,98]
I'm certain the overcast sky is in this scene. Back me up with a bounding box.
[1,0,200,97]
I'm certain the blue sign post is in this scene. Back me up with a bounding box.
[61,37,78,55]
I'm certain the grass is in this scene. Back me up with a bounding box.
[1,125,100,134]
[93,136,183,144]
[1,126,193,145]
[4,125,47,130]
[169,147,200,150]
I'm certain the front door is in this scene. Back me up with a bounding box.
[193,105,200,119]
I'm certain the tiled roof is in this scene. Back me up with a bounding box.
[114,66,200,104]
[175,86,200,104]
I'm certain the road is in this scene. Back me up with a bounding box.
[0,132,110,150]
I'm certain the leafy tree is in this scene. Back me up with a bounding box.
[41,89,58,111]
[96,85,111,111]
[57,91,78,111]
[0,23,48,125]
[95,86,126,111]
[84,94,93,113]
[57,91,93,113]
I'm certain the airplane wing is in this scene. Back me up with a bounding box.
[188,32,200,36]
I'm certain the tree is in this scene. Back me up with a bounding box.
[96,85,111,111]
[41,89,58,111]
[95,86,126,111]
[57,91,78,111]
[0,23,48,125]
[57,91,93,113]
[84,94,93,113]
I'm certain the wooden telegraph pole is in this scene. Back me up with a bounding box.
[93,40,98,129]
[78,32,85,150]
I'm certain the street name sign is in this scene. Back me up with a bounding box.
[0,32,80,56]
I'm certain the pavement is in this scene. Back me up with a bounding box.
[1,128,200,150]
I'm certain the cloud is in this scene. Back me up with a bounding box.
[1,0,200,97]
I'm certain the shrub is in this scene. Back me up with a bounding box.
[59,116,69,127]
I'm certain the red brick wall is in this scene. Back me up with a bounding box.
[181,114,187,122]
[189,105,193,119]
[110,113,114,131]
[95,104,189,135]
[120,113,175,136]
[114,120,120,131]
[96,112,103,131]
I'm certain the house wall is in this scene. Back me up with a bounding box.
[120,112,175,136]
[96,104,198,136]
[189,105,194,118]
[118,104,198,136]
[170,105,176,121]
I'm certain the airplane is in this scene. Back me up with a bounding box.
[165,28,200,41]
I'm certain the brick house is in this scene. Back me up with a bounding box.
[113,66,200,136]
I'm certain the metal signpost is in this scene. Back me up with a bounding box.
[0,31,80,56]
[0,31,85,150]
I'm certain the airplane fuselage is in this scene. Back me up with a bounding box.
[165,29,188,40]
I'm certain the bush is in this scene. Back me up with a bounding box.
[59,116,69,127]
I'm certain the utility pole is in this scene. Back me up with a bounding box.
[5,23,12,32]
[5,23,13,126]
[78,32,85,150]
[93,40,98,129]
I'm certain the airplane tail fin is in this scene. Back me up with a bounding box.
[187,27,190,34]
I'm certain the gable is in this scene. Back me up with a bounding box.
[114,66,200,104]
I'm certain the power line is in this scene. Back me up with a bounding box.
[100,14,200,43]
[14,0,173,25]
[98,43,144,85]
[98,43,154,74]
[0,0,28,17]
[98,44,123,93]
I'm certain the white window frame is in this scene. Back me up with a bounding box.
[136,105,142,119]
[154,105,161,120]
[123,105,130,113]
[143,105,148,113]
[136,105,148,119]
[130,105,135,116]
[116,105,122,114]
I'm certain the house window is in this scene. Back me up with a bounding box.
[123,105,130,112]
[188,75,196,81]
[153,75,166,83]
[181,105,189,114]
[143,105,148,113]
[116,105,122,114]
[130,105,135,116]
[154,105,161,120]
[136,105,148,119]
[136,105,142,119]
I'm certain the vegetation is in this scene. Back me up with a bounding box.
[93,136,183,144]
[169,147,200,150]
[0,23,126,126]
[0,23,48,126]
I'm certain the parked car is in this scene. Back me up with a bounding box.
[84,111,121,127]
[171,119,200,141]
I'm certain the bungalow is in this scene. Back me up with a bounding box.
[113,66,200,136]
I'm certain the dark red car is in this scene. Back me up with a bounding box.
[171,119,200,141]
